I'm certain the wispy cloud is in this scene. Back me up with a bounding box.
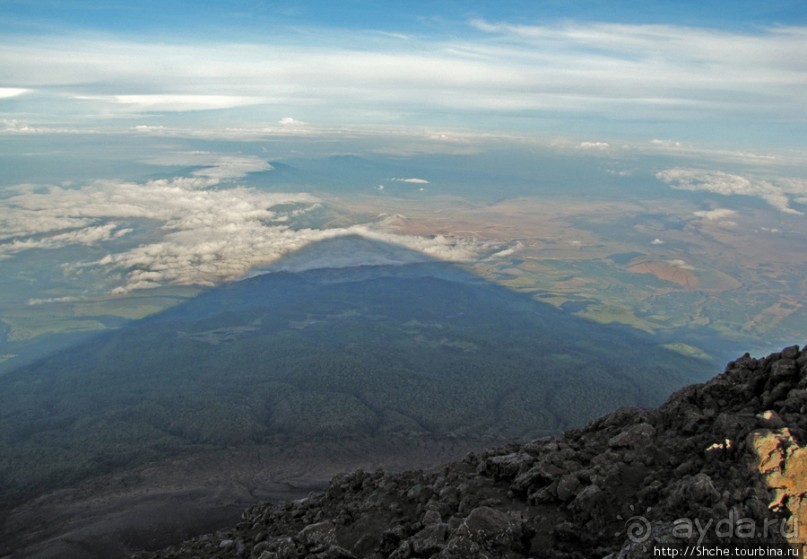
[2,223,128,253]
[1,19,805,146]
[73,94,264,113]
[466,20,807,121]
[390,177,430,184]
[27,296,82,306]
[2,118,44,133]
[578,141,610,150]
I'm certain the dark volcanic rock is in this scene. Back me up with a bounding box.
[134,346,807,558]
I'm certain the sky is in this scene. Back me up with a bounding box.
[1,0,807,151]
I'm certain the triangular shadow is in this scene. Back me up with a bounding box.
[0,233,715,511]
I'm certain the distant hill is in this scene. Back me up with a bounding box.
[0,236,712,557]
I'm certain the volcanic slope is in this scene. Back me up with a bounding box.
[0,237,711,556]
[137,345,807,559]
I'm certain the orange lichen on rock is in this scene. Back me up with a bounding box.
[750,427,807,552]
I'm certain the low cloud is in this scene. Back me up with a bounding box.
[95,220,493,294]
[1,175,493,293]
[651,139,683,148]
[391,177,430,184]
[278,117,305,126]
[2,119,41,133]
[578,141,610,150]
[488,241,524,259]
[0,88,28,99]
[667,259,695,270]
[27,296,82,305]
[656,168,805,215]
[693,208,736,220]
[0,177,318,265]
[2,223,128,255]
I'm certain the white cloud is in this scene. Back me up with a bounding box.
[0,178,315,260]
[143,176,220,189]
[578,141,610,150]
[1,223,126,257]
[96,219,492,294]
[134,124,166,132]
[0,88,28,99]
[74,94,264,112]
[391,177,430,184]
[488,241,524,259]
[693,208,736,220]
[1,21,805,134]
[470,20,807,113]
[650,139,683,148]
[278,117,305,126]
[657,168,804,215]
[27,296,82,305]
[651,238,664,245]
[0,176,493,293]
[2,119,40,133]
[0,213,93,241]
[667,259,695,270]
[778,177,807,194]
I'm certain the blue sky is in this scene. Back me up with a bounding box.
[4,1,806,34]
[1,0,806,151]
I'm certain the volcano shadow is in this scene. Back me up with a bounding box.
[0,234,713,558]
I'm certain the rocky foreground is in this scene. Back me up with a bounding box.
[135,347,807,558]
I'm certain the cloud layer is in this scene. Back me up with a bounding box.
[1,20,805,145]
[1,171,494,293]
[657,168,807,215]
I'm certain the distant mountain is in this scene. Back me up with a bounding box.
[135,345,807,558]
[0,236,712,557]
[246,156,394,193]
